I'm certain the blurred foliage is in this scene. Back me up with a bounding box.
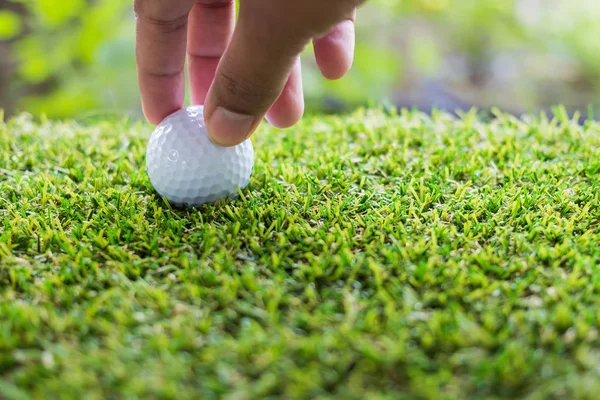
[3,0,134,118]
[0,10,22,39]
[2,0,600,119]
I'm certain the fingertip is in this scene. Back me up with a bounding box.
[142,106,172,126]
[141,102,180,126]
[137,68,186,125]
[266,59,304,128]
[314,19,355,80]
[142,107,159,125]
[266,102,304,129]
[141,99,182,126]
[205,106,260,147]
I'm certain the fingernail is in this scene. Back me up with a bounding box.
[208,107,255,146]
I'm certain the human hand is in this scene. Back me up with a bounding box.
[134,0,364,146]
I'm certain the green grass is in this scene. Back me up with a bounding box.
[1,107,600,399]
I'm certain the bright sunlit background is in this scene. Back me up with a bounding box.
[2,0,600,120]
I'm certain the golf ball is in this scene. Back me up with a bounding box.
[146,105,254,207]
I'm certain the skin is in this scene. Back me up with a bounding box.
[134,0,365,146]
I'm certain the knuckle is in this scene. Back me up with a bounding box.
[218,69,281,112]
[134,0,190,33]
[196,0,235,9]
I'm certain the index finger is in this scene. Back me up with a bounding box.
[134,0,195,125]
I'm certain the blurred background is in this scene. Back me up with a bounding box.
[2,0,600,120]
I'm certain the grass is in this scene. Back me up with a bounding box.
[1,106,600,399]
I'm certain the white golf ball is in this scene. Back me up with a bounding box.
[146,105,254,207]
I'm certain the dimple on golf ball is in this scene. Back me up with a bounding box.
[146,105,254,207]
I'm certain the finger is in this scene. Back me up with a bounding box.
[313,9,356,80]
[187,0,236,105]
[265,57,304,129]
[134,0,195,125]
[203,8,306,146]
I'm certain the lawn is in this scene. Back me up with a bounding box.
[1,107,600,399]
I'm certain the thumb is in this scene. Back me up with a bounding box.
[203,7,306,146]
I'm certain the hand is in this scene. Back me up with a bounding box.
[134,0,364,146]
